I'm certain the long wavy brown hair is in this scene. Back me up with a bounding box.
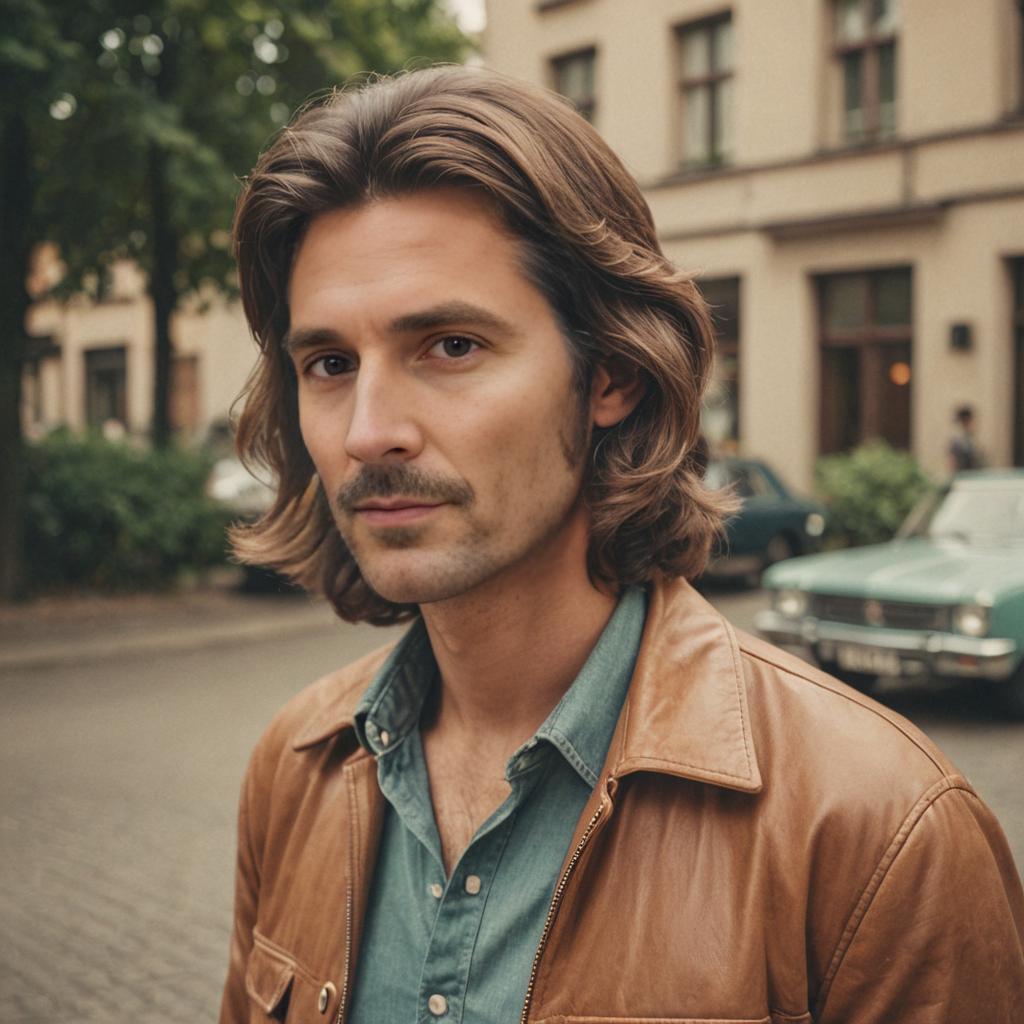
[230,65,734,625]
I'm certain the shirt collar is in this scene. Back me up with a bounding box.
[353,618,434,757]
[513,586,647,787]
[293,577,763,796]
[353,587,648,788]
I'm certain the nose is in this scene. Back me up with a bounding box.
[343,359,423,463]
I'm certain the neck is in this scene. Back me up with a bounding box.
[419,516,618,750]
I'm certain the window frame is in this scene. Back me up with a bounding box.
[676,11,734,169]
[832,0,899,144]
[550,46,598,124]
[84,344,128,430]
[816,267,913,453]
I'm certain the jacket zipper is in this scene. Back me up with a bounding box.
[334,878,354,1024]
[519,794,610,1024]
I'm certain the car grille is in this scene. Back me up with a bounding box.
[812,594,951,632]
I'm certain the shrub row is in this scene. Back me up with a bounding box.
[814,440,933,547]
[23,431,232,592]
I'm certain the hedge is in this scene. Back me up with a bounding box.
[23,431,232,592]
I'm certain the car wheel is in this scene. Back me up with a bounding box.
[817,659,879,695]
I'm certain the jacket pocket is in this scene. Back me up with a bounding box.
[245,938,294,1019]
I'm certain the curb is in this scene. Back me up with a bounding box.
[0,605,337,672]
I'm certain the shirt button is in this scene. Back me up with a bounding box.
[317,982,336,1014]
[428,882,443,899]
[379,729,391,747]
[464,874,482,895]
[428,993,448,1016]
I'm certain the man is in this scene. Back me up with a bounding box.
[948,404,983,472]
[221,67,1024,1023]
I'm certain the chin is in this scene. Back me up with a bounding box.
[358,550,504,608]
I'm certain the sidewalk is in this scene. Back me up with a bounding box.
[0,575,337,671]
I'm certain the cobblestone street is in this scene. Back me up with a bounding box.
[1,586,1021,1021]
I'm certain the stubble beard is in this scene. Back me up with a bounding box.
[331,394,593,605]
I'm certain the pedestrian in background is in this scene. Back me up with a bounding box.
[949,403,983,472]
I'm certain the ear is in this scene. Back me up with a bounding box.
[590,357,646,428]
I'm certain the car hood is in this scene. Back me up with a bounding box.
[764,537,1024,604]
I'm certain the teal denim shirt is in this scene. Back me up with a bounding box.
[349,586,647,1024]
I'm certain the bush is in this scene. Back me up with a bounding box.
[815,440,932,548]
[23,431,232,592]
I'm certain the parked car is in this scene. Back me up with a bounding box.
[755,469,1024,713]
[206,456,295,592]
[704,457,828,583]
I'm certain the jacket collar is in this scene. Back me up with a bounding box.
[292,577,762,794]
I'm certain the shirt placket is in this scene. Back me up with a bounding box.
[415,815,516,1023]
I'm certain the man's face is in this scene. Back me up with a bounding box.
[286,189,592,607]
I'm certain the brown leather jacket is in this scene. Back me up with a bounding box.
[221,578,1024,1024]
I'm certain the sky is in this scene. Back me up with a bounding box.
[447,0,487,34]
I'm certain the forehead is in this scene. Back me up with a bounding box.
[288,189,535,315]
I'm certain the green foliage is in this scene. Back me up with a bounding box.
[23,431,231,592]
[11,0,469,302]
[815,440,933,547]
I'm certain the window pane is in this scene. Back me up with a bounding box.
[836,0,866,43]
[842,51,864,140]
[872,0,900,34]
[874,270,912,326]
[700,277,741,343]
[715,77,733,160]
[553,52,595,119]
[821,346,861,452]
[878,342,912,449]
[712,19,733,73]
[685,84,710,162]
[682,26,709,78]
[878,41,897,134]
[823,275,868,331]
[703,355,739,446]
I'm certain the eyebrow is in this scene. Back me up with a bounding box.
[282,300,517,355]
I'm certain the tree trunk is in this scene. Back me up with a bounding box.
[0,113,33,599]
[148,142,177,448]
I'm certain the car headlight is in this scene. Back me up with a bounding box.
[805,512,826,538]
[952,604,989,638]
[774,589,808,619]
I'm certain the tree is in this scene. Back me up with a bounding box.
[0,0,468,598]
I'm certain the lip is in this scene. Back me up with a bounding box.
[353,501,445,526]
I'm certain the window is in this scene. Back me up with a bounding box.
[84,345,127,429]
[818,268,912,453]
[170,354,200,435]
[700,277,741,449]
[1012,258,1024,467]
[551,48,597,123]
[833,0,899,143]
[677,14,734,167]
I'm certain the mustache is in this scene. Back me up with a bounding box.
[336,464,474,512]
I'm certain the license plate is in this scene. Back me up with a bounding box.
[836,644,902,676]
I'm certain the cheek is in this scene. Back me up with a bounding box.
[298,401,346,481]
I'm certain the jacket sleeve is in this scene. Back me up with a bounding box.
[219,755,263,1024]
[817,781,1024,1023]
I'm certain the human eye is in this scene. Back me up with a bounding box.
[305,353,354,379]
[427,335,480,360]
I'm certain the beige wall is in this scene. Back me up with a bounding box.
[25,259,258,443]
[485,0,1024,488]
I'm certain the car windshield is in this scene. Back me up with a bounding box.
[921,482,1024,545]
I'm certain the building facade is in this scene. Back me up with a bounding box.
[485,0,1024,487]
[23,252,255,445]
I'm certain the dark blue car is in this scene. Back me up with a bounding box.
[704,457,827,584]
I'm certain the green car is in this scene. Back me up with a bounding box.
[755,469,1024,713]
